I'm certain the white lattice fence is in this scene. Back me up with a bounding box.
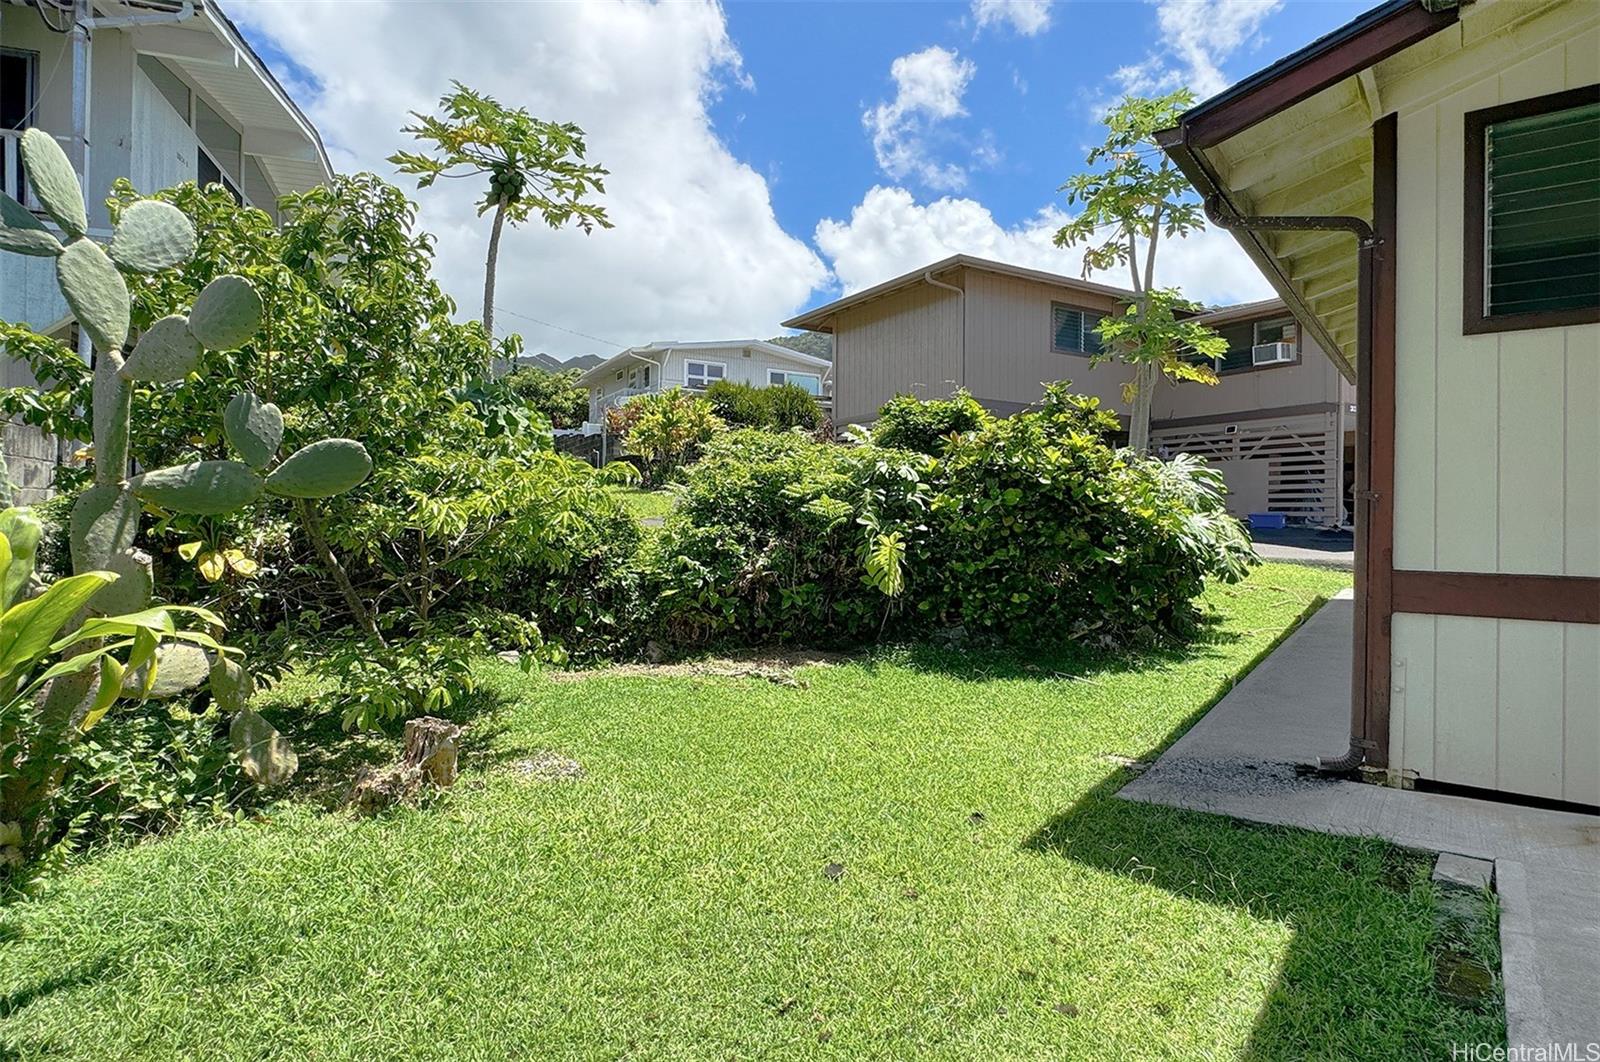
[1153,411,1340,525]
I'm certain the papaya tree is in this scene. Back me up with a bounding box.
[390,81,612,364]
[1054,91,1227,452]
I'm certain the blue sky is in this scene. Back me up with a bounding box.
[232,0,1373,358]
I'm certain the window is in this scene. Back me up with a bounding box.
[684,360,724,390]
[1050,304,1104,356]
[1465,85,1600,333]
[1201,317,1298,374]
[768,369,821,395]
[2,49,37,203]
[628,364,651,389]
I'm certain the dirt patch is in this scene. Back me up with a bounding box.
[509,751,587,781]
[546,649,851,688]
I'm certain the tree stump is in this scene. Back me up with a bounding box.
[403,716,460,786]
[344,716,461,816]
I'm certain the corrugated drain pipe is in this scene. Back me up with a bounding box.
[1201,195,1379,776]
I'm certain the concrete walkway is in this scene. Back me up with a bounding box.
[1121,591,1600,1051]
[1250,527,1355,570]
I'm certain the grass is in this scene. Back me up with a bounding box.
[0,564,1503,1060]
[607,484,676,522]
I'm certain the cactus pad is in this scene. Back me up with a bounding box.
[69,485,140,572]
[92,353,133,477]
[93,548,154,614]
[109,200,197,274]
[130,460,264,515]
[230,708,297,785]
[56,238,131,353]
[122,315,203,382]
[186,274,262,350]
[18,128,87,238]
[129,643,211,699]
[264,439,372,498]
[209,656,254,713]
[0,192,63,257]
[224,391,284,469]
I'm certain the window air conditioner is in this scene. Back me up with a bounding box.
[1251,341,1295,366]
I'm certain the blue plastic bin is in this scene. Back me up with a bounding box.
[1248,512,1287,531]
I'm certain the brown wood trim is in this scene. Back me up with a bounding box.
[1392,571,1600,624]
[1463,84,1600,335]
[1151,401,1336,432]
[1181,2,1457,150]
[1361,112,1399,770]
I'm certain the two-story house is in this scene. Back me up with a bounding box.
[782,255,1356,527]
[2,0,331,498]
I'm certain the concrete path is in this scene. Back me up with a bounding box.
[1250,527,1355,570]
[1252,541,1354,569]
[1121,591,1600,1051]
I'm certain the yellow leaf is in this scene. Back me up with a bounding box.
[197,550,226,582]
[73,446,94,463]
[177,540,204,562]
[224,549,259,577]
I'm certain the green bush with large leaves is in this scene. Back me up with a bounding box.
[646,386,1254,648]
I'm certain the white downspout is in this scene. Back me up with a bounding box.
[923,271,966,393]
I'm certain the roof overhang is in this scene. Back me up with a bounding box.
[1155,0,1467,381]
[782,253,1133,333]
[108,0,333,195]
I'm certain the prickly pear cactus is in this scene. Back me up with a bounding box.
[0,127,379,783]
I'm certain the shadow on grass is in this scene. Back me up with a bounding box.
[261,673,519,809]
[1019,592,1504,1058]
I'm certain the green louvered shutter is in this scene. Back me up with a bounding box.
[1485,101,1600,317]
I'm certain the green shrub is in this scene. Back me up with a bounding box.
[872,388,990,454]
[703,380,768,427]
[646,390,1252,649]
[704,379,823,431]
[504,366,588,429]
[606,389,722,486]
[764,382,823,430]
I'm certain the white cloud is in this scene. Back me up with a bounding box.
[863,46,978,191]
[814,186,1273,307]
[1111,0,1281,102]
[228,0,826,359]
[971,0,1053,37]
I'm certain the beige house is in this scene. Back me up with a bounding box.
[2,0,331,499]
[1158,0,1597,804]
[784,255,1356,526]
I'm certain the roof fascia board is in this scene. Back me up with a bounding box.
[1156,0,1459,152]
[782,254,1132,332]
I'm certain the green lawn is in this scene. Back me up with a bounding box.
[607,484,675,522]
[0,564,1502,1060]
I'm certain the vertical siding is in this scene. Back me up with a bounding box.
[1386,2,1600,799]
[1392,615,1599,805]
[833,284,961,425]
[132,67,199,195]
[1149,328,1344,422]
[961,270,1129,414]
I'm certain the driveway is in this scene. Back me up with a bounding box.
[1250,526,1354,570]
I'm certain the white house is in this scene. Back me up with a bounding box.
[576,340,833,425]
[2,0,331,498]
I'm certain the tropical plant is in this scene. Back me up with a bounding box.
[0,511,230,868]
[390,81,612,355]
[606,389,722,486]
[1054,91,1228,452]
[872,388,990,454]
[703,379,822,431]
[0,129,374,803]
[503,365,589,428]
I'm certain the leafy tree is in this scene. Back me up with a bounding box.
[606,389,722,486]
[503,366,589,429]
[872,389,990,455]
[1054,92,1226,452]
[390,81,612,360]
